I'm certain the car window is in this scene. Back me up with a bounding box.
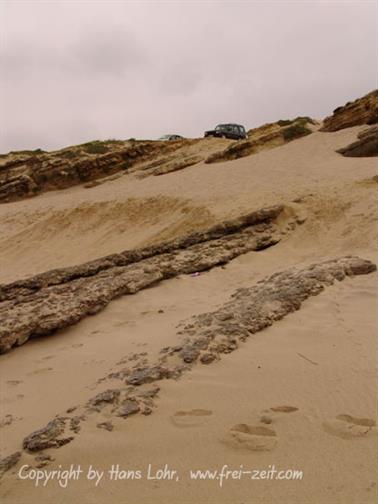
[214,124,245,134]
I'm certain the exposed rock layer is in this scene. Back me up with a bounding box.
[0,452,21,479]
[169,256,377,365]
[16,255,376,458]
[23,418,73,452]
[206,119,313,163]
[337,125,378,157]
[0,117,316,201]
[0,205,285,353]
[0,140,195,203]
[321,90,378,132]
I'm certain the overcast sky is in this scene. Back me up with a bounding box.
[0,0,377,152]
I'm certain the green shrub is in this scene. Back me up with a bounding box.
[82,141,109,155]
[282,124,312,141]
[292,116,315,126]
[8,148,45,156]
[277,119,293,127]
[104,139,124,146]
[278,117,314,128]
[61,149,80,159]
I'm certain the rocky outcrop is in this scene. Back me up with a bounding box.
[0,140,196,203]
[321,90,378,132]
[337,125,378,157]
[0,452,21,479]
[0,205,287,353]
[137,154,203,178]
[87,389,121,412]
[205,119,313,164]
[0,117,316,200]
[86,256,377,424]
[23,418,73,452]
[16,255,376,457]
[167,256,376,365]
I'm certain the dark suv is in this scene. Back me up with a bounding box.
[204,123,247,140]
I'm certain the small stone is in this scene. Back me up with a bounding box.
[88,389,120,410]
[117,399,140,418]
[200,353,216,364]
[171,345,183,352]
[35,454,54,462]
[96,422,114,432]
[180,346,200,364]
[23,418,73,452]
[126,366,170,386]
[160,346,170,354]
[142,407,152,416]
[136,385,160,399]
[70,416,85,433]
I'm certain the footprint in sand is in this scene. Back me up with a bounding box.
[6,380,22,386]
[88,330,101,337]
[0,414,14,428]
[171,409,213,428]
[222,423,277,452]
[2,394,24,404]
[27,367,53,376]
[323,414,377,440]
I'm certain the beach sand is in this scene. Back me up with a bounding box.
[0,125,377,503]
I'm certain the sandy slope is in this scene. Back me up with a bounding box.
[0,126,377,282]
[0,126,377,503]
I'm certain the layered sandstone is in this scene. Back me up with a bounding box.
[205,118,314,163]
[337,125,378,157]
[0,205,286,353]
[0,139,194,203]
[321,90,378,132]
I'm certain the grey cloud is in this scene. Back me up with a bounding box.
[159,62,203,95]
[69,27,148,77]
[0,0,377,152]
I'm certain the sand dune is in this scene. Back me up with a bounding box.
[0,126,377,281]
[0,115,377,503]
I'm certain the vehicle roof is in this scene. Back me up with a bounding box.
[216,123,245,128]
